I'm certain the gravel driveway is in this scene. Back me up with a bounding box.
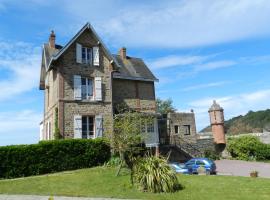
[215,159,270,178]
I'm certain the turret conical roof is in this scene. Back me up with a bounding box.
[209,100,223,112]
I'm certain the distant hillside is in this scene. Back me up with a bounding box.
[201,109,270,135]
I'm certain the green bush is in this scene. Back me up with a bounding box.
[0,139,110,179]
[227,136,270,161]
[204,149,220,160]
[105,156,121,167]
[133,156,181,193]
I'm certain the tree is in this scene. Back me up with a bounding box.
[156,98,176,114]
[111,111,153,177]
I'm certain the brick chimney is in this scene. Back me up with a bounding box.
[118,47,126,60]
[49,30,56,48]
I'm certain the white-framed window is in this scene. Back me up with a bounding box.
[81,77,93,100]
[74,115,103,139]
[82,47,92,64]
[141,118,159,147]
[142,120,155,134]
[74,75,102,101]
[147,121,155,133]
[46,121,51,140]
[76,43,99,66]
[82,116,95,139]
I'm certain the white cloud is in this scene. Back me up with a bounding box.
[148,55,209,70]
[63,0,270,48]
[0,41,40,101]
[194,60,237,72]
[189,89,270,131]
[182,81,230,92]
[0,110,41,146]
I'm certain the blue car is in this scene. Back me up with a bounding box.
[169,162,189,174]
[185,158,216,175]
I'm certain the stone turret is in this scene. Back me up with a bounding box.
[208,100,226,152]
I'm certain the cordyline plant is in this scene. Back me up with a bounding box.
[133,155,181,193]
[110,111,153,176]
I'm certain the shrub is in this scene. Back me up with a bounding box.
[227,135,270,161]
[105,156,121,167]
[254,143,270,160]
[0,138,110,179]
[133,155,181,193]
[204,149,220,160]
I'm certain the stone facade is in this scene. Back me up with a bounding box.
[54,29,113,138]
[112,79,156,112]
[158,112,197,145]
[40,23,158,144]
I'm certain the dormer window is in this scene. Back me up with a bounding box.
[82,47,92,64]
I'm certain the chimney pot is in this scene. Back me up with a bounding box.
[49,30,56,49]
[118,47,126,60]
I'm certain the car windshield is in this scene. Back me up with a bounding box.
[205,159,214,164]
[170,163,186,169]
[185,160,195,165]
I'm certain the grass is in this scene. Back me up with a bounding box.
[0,167,270,200]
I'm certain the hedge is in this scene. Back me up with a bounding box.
[0,138,110,179]
[227,135,270,161]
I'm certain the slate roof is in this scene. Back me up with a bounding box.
[112,54,158,82]
[43,43,62,69]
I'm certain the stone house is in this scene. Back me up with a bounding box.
[39,23,159,147]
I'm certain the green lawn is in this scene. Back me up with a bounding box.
[0,167,270,200]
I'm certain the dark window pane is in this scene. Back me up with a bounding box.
[82,78,86,85]
[82,131,87,139]
[88,116,93,124]
[174,125,179,134]
[82,117,87,123]
[82,48,86,60]
[183,125,191,135]
[89,131,94,136]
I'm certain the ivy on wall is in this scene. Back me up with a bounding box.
[54,107,61,139]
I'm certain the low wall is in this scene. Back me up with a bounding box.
[195,138,215,152]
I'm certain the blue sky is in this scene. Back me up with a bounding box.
[0,0,270,146]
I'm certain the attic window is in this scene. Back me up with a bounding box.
[82,47,92,64]
[76,43,99,66]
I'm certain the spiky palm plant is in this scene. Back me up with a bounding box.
[133,155,180,193]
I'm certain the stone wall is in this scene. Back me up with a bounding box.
[112,79,156,113]
[195,138,215,152]
[50,29,114,138]
[42,68,59,140]
[167,112,197,143]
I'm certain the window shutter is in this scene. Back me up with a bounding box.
[74,75,82,100]
[76,43,82,63]
[95,115,103,138]
[74,115,82,138]
[93,46,99,66]
[94,77,102,101]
